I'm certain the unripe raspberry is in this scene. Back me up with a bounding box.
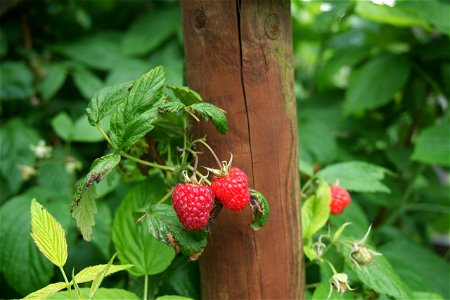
[172,183,214,230]
[330,184,351,215]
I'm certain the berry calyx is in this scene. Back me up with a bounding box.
[330,184,351,215]
[211,166,250,211]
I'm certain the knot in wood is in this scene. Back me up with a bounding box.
[264,13,281,40]
[194,8,207,29]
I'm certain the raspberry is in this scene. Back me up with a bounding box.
[330,184,351,215]
[172,183,214,230]
[211,167,250,211]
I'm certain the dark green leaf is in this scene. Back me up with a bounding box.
[71,115,107,142]
[105,60,150,85]
[39,64,67,101]
[72,66,103,99]
[0,61,34,101]
[167,85,202,106]
[122,8,179,56]
[49,288,139,300]
[86,81,133,126]
[109,66,165,150]
[298,119,338,164]
[73,154,121,204]
[344,55,410,113]
[302,181,331,240]
[37,158,73,195]
[189,103,228,134]
[160,101,186,113]
[249,189,270,231]
[165,257,200,300]
[317,161,391,193]
[72,185,97,241]
[91,201,113,259]
[112,179,175,276]
[412,123,450,166]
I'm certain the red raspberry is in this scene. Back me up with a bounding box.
[330,184,351,215]
[211,167,250,211]
[172,183,214,230]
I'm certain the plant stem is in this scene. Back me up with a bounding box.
[143,274,148,300]
[95,124,114,146]
[59,266,73,299]
[195,138,222,169]
[157,188,174,204]
[120,152,175,172]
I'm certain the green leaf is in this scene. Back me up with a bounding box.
[72,185,97,241]
[0,61,34,100]
[312,281,350,300]
[317,161,391,193]
[51,112,73,141]
[23,282,68,300]
[249,189,270,231]
[71,115,107,142]
[39,64,67,101]
[89,254,125,299]
[380,237,450,299]
[49,288,139,300]
[122,8,179,56]
[160,101,186,113]
[91,201,113,259]
[298,118,338,164]
[74,264,132,284]
[110,66,165,150]
[73,153,121,204]
[72,66,103,99]
[412,123,450,166]
[112,178,175,276]
[302,181,331,240]
[86,81,133,126]
[164,257,200,299]
[36,152,73,194]
[156,296,194,300]
[344,55,410,113]
[412,292,444,300]
[189,103,228,134]
[168,85,203,106]
[30,199,68,267]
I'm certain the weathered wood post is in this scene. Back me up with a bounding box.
[181,1,303,299]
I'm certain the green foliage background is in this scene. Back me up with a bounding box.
[0,0,449,299]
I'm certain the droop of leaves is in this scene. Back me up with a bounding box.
[249,189,270,231]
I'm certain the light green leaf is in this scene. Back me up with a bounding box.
[168,85,203,106]
[110,66,165,150]
[89,253,121,299]
[302,181,331,240]
[0,61,34,100]
[49,288,139,300]
[122,8,179,56]
[72,66,103,99]
[189,103,228,134]
[160,101,186,113]
[72,153,121,204]
[71,115,106,142]
[74,263,132,284]
[23,282,68,300]
[412,123,450,166]
[72,185,97,241]
[317,161,391,193]
[156,296,194,300]
[86,80,133,126]
[51,112,73,141]
[39,64,67,101]
[112,178,175,276]
[30,199,68,267]
[344,54,410,113]
[412,292,444,300]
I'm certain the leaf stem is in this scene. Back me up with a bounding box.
[157,188,174,204]
[187,165,211,185]
[194,138,222,169]
[59,266,73,299]
[120,151,175,172]
[95,124,114,146]
[143,274,148,300]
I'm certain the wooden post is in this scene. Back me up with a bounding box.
[181,1,303,299]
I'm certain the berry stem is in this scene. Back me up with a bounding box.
[194,138,222,169]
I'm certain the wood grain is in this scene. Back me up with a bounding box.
[181,1,303,299]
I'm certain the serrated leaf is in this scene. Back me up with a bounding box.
[39,64,67,101]
[412,123,450,166]
[160,101,186,113]
[49,288,139,300]
[73,153,121,204]
[302,181,331,240]
[72,66,103,99]
[145,204,208,257]
[109,66,165,150]
[89,253,120,299]
[112,178,175,276]
[86,81,132,126]
[189,103,228,134]
[249,189,270,231]
[30,199,68,267]
[72,185,97,241]
[167,85,203,106]
[344,55,410,113]
[317,161,391,193]
[74,264,132,284]
[23,282,68,299]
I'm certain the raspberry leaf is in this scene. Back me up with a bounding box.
[167,85,203,106]
[249,189,270,231]
[189,103,228,134]
[302,181,331,240]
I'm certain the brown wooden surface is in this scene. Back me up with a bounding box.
[181,1,303,299]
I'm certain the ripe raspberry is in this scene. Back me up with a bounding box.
[211,167,250,211]
[330,184,351,215]
[172,183,214,230]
